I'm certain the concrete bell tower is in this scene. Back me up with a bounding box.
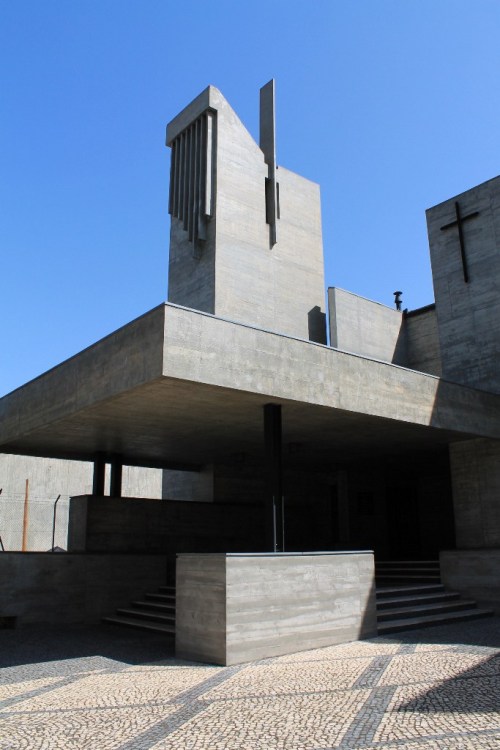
[165,82,327,344]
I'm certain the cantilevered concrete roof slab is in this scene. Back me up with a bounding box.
[1,303,500,469]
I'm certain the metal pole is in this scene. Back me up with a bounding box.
[264,404,284,552]
[51,495,61,551]
[22,479,29,552]
[282,494,285,552]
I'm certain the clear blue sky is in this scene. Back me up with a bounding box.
[1,1,499,395]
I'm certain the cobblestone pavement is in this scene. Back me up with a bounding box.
[1,617,500,749]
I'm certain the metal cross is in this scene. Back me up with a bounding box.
[440,201,479,283]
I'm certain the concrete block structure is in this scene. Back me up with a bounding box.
[175,552,376,665]
[1,81,500,660]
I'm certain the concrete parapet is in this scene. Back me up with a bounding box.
[68,495,265,554]
[175,551,376,666]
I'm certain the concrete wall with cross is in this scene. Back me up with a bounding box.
[426,175,500,393]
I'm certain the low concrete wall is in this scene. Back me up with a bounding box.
[68,495,265,554]
[441,549,500,613]
[176,551,376,666]
[0,552,166,626]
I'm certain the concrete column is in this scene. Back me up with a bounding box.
[336,470,350,545]
[264,403,284,552]
[92,453,106,496]
[110,457,123,498]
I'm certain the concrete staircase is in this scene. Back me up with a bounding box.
[103,585,176,636]
[376,559,441,585]
[376,560,494,634]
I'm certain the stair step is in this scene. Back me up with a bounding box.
[376,584,445,598]
[132,600,176,613]
[376,560,439,566]
[377,608,494,635]
[144,592,175,603]
[103,615,175,635]
[116,608,175,624]
[377,591,460,609]
[377,599,478,622]
[375,573,441,583]
[376,567,440,574]
[159,586,176,594]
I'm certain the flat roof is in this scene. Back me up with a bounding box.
[1,303,500,468]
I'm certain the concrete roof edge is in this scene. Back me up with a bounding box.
[163,301,444,380]
[0,303,166,401]
[163,301,500,404]
[425,174,500,214]
[166,85,222,145]
[327,286,403,313]
[276,165,320,189]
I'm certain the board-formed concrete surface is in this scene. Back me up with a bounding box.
[427,175,500,394]
[0,553,167,625]
[449,438,500,549]
[166,85,326,343]
[1,618,500,749]
[441,549,500,613]
[176,552,376,665]
[3,302,500,470]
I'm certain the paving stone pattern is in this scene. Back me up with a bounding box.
[1,618,500,749]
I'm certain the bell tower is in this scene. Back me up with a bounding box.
[165,82,327,344]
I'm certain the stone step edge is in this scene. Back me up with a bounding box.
[376,560,439,564]
[377,608,494,634]
[376,584,444,597]
[103,615,175,634]
[376,574,441,579]
[376,568,440,574]
[377,592,461,609]
[377,600,478,621]
[376,575,441,581]
[132,599,175,610]
[145,593,175,601]
[133,600,176,612]
[116,608,175,624]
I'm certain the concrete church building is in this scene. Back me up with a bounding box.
[1,82,500,664]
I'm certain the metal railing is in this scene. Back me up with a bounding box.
[0,493,71,551]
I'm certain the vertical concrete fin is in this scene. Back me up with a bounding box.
[260,79,278,247]
[168,111,216,250]
[260,79,276,168]
[204,111,215,219]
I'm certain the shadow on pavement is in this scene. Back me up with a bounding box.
[377,615,500,651]
[378,616,500,714]
[398,653,500,713]
[0,622,179,671]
